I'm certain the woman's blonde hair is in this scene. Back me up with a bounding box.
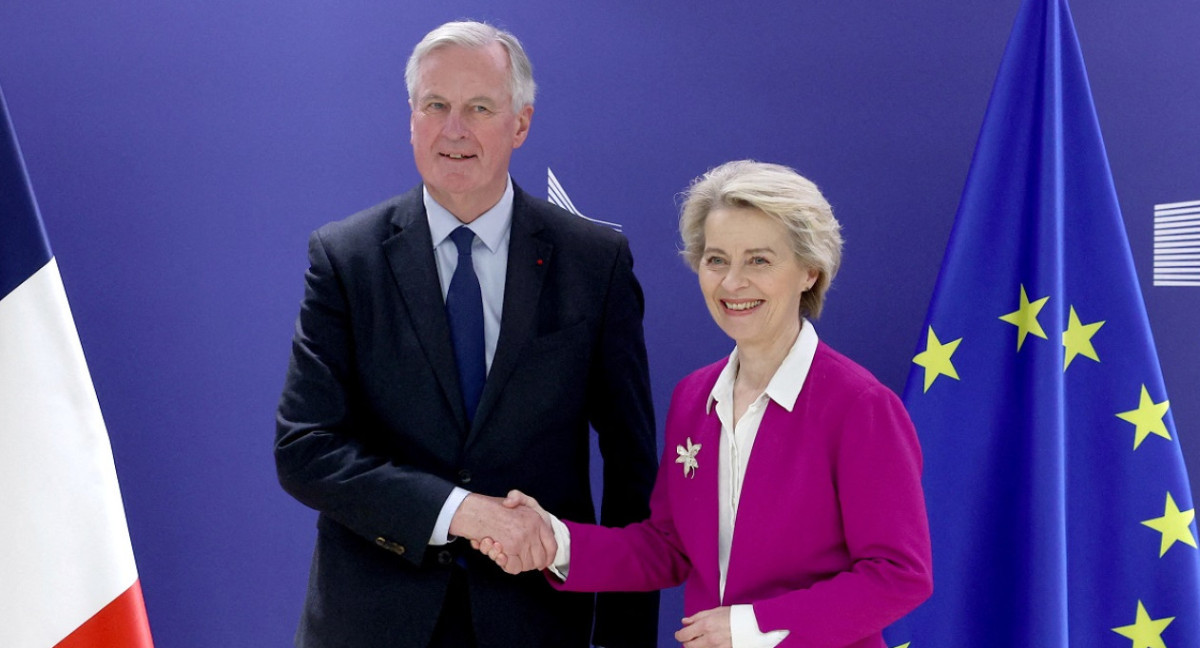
[679,160,843,318]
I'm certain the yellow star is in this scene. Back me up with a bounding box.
[999,284,1050,351]
[1142,492,1198,557]
[1062,305,1104,370]
[913,327,961,393]
[1112,600,1173,648]
[1117,385,1172,450]
[892,643,911,648]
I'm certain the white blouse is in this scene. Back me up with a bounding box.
[705,321,817,647]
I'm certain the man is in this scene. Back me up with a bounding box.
[275,20,659,648]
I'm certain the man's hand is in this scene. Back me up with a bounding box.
[674,606,732,648]
[471,490,555,574]
[450,492,555,574]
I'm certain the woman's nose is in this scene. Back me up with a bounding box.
[721,265,747,289]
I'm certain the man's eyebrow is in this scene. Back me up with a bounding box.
[417,93,500,105]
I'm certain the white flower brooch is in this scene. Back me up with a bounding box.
[675,437,701,479]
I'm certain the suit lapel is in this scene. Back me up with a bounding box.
[468,188,550,444]
[382,191,470,430]
[669,386,723,605]
[693,413,723,601]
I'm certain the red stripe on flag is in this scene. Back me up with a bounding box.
[55,580,153,647]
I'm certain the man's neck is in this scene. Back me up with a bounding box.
[427,186,506,224]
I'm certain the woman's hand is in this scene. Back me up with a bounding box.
[674,606,732,648]
[470,489,555,574]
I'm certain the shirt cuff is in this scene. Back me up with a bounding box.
[429,487,471,545]
[730,604,789,648]
[547,513,571,580]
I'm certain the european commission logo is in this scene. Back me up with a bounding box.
[1153,199,1200,287]
[547,168,623,232]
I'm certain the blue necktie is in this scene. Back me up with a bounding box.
[445,227,485,421]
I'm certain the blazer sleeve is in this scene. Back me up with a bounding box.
[755,385,933,648]
[274,229,453,566]
[550,368,703,594]
[555,437,692,594]
[584,237,662,647]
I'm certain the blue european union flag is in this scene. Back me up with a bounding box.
[884,0,1200,646]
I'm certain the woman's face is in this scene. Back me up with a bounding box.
[698,207,818,351]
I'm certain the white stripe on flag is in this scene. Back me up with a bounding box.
[0,259,140,647]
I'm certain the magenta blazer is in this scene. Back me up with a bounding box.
[554,341,932,648]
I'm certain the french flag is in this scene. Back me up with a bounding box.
[0,87,153,646]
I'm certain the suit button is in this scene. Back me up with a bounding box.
[437,549,453,565]
[374,537,404,555]
[457,469,472,484]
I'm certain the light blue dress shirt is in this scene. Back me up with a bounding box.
[425,179,514,545]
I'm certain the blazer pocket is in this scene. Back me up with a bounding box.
[525,320,591,359]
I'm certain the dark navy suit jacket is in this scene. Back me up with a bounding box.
[276,184,659,647]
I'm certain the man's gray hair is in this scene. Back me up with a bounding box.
[405,20,536,113]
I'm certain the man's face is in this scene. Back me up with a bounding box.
[410,43,533,221]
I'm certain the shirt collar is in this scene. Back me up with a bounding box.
[424,177,514,254]
[707,320,820,415]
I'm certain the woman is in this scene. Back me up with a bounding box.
[481,160,932,648]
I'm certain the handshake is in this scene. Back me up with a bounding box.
[449,489,558,575]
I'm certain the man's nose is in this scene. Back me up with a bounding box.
[442,110,469,138]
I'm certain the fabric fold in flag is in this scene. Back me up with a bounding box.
[884,0,1200,646]
[0,85,154,646]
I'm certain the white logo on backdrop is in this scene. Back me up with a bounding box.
[547,168,623,232]
[1153,199,1200,287]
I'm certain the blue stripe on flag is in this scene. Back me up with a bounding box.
[0,85,52,301]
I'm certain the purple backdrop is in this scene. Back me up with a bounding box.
[0,1,1196,645]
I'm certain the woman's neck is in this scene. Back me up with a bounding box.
[734,320,802,394]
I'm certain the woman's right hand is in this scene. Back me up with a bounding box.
[473,489,555,573]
